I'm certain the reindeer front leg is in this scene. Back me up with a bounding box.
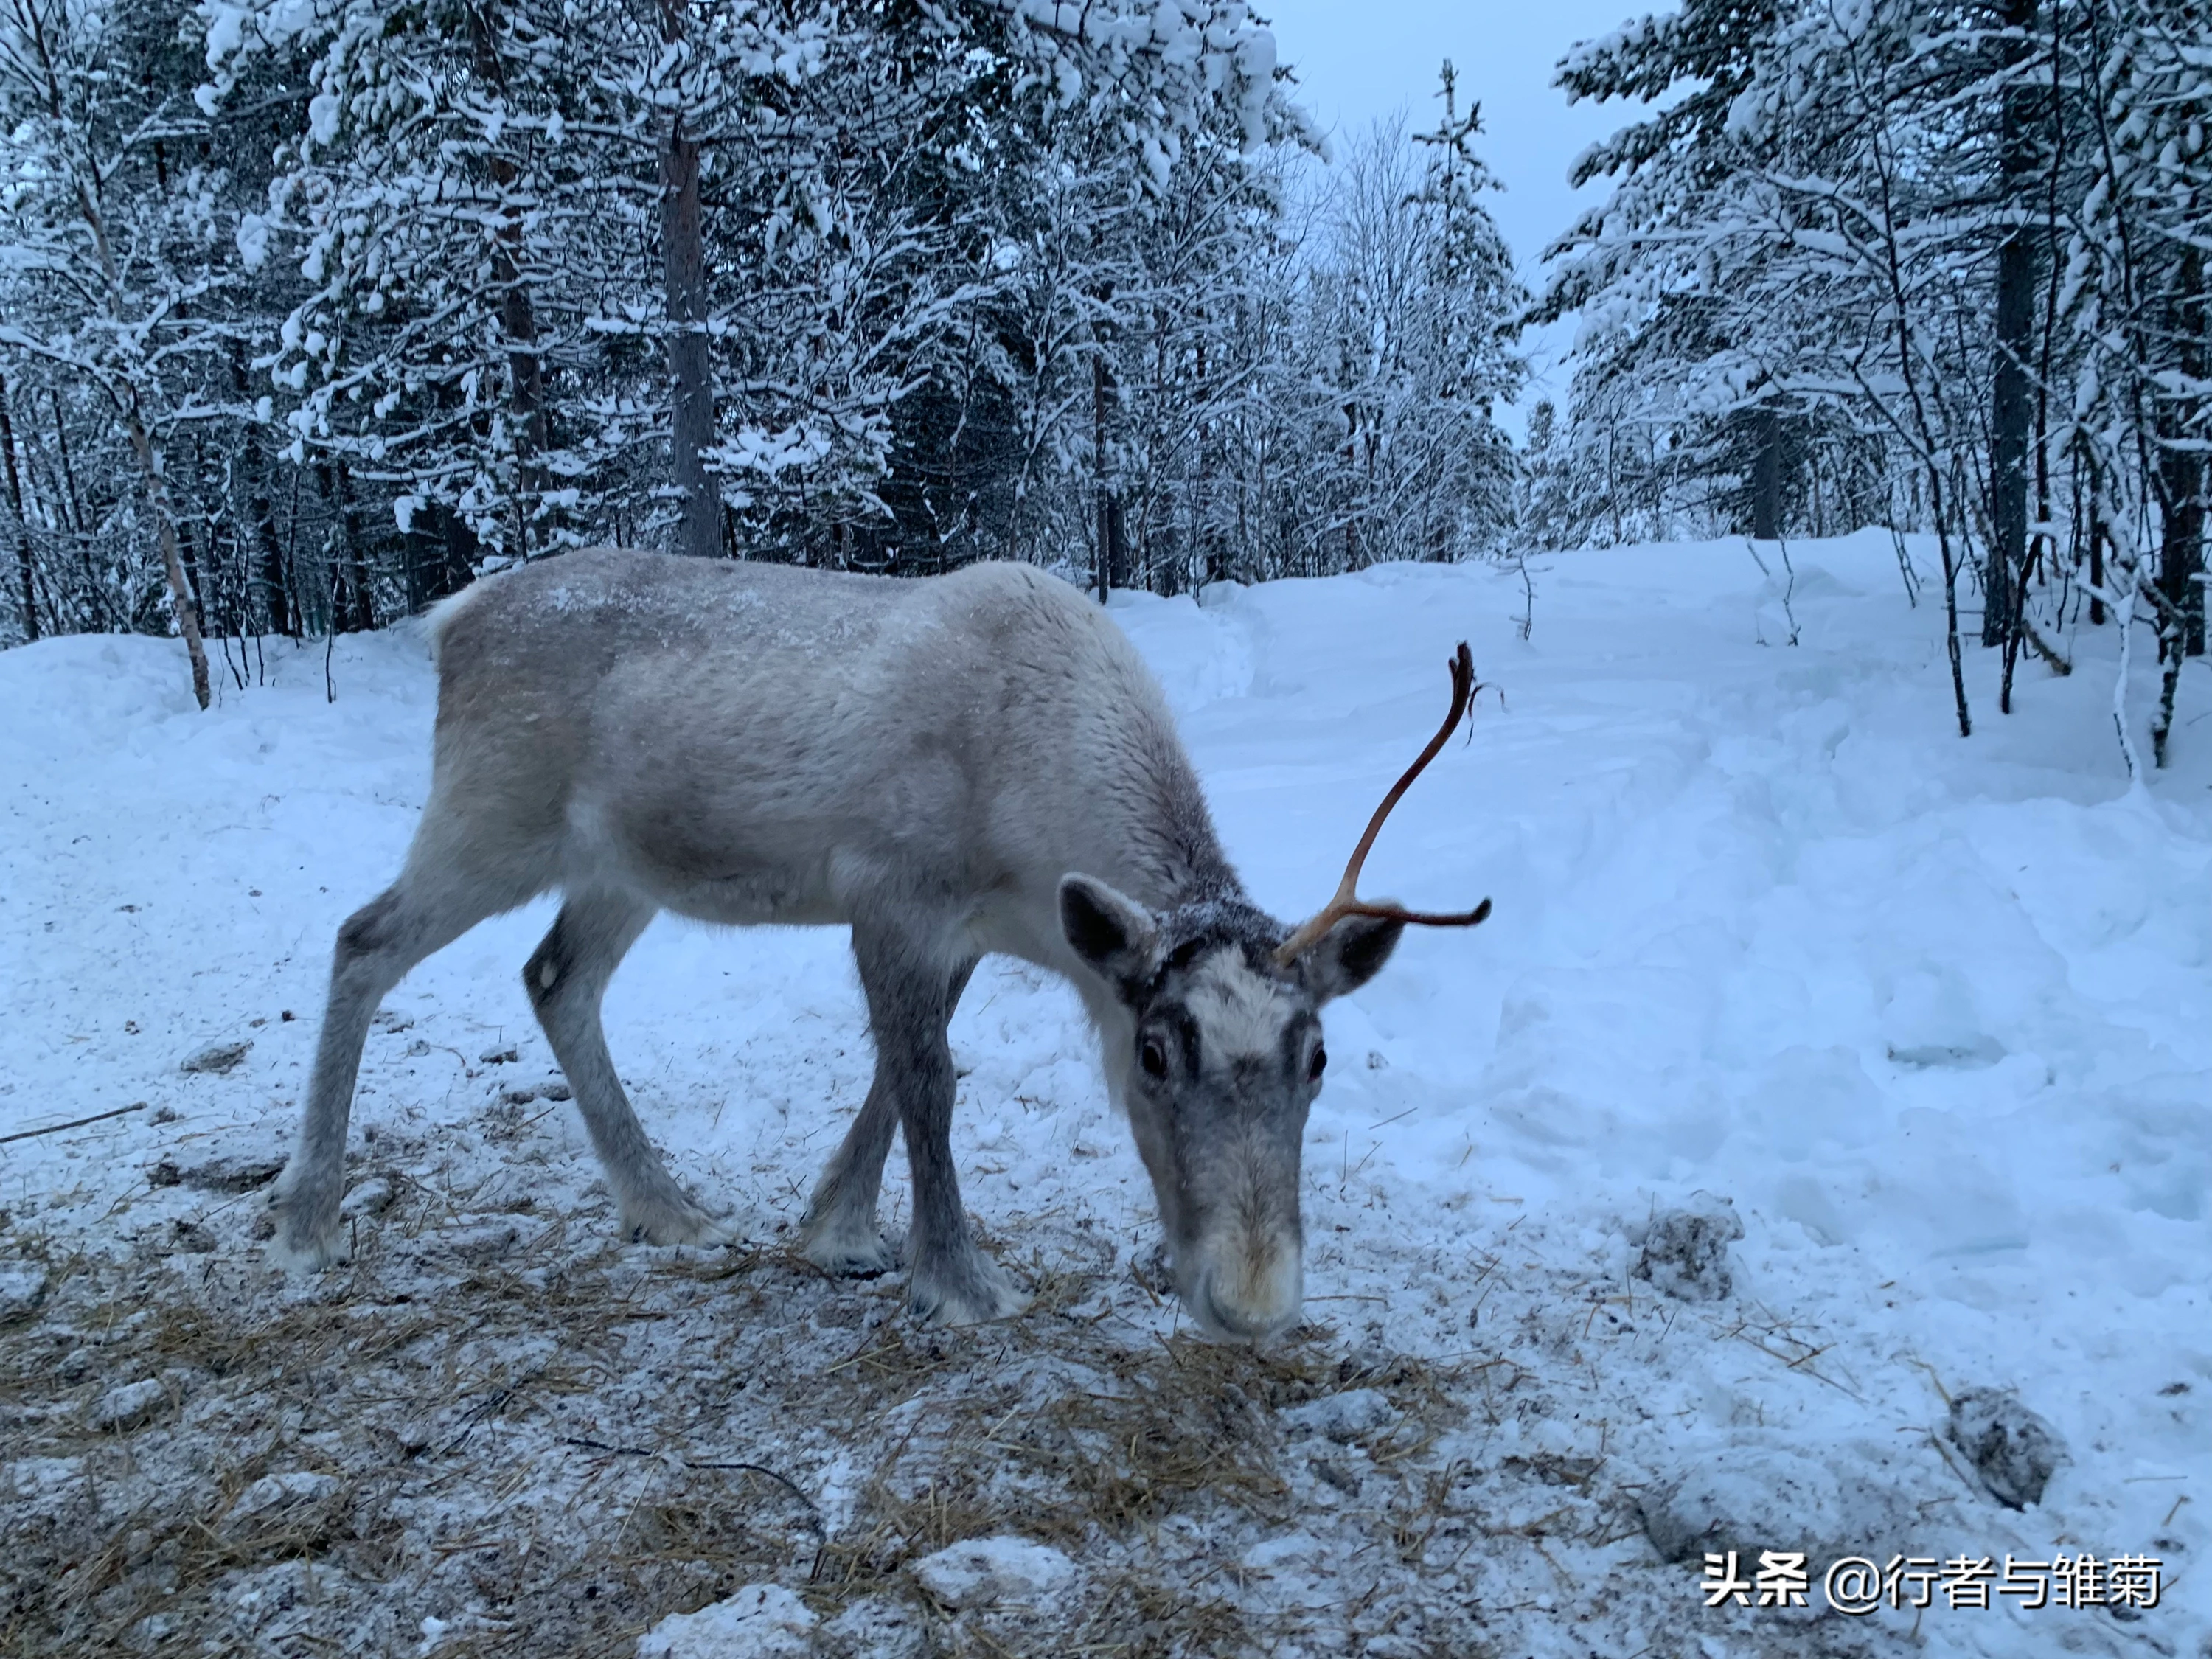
[849,931,1023,1326]
[801,960,975,1278]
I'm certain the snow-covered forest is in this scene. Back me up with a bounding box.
[0,0,1523,683]
[3,0,2210,1655]
[1,0,2203,755]
[1525,0,2209,754]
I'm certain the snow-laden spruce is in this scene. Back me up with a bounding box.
[1531,0,2206,765]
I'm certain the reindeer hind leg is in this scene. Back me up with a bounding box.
[526,890,730,1247]
[272,849,530,1268]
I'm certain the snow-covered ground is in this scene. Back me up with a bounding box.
[2,533,2205,1658]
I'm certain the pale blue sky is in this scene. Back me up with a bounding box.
[1261,0,1649,424]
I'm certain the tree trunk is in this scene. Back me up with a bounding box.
[2153,249,2199,766]
[433,504,479,599]
[122,406,212,709]
[175,492,206,627]
[2158,244,2205,658]
[229,349,293,636]
[2087,476,2107,626]
[0,375,39,640]
[319,460,375,633]
[663,111,718,559]
[1934,482,1972,738]
[495,203,545,557]
[1750,406,1783,540]
[1094,352,1113,602]
[344,472,374,632]
[1984,0,2038,647]
[1343,400,1360,569]
[49,388,82,536]
[470,3,547,557]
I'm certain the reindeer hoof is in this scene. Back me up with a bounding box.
[266,1174,347,1272]
[802,1237,897,1279]
[798,1209,897,1278]
[620,1194,734,1249]
[908,1251,1028,1326]
[268,1222,349,1273]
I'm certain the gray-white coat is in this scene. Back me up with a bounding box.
[271,549,1409,1336]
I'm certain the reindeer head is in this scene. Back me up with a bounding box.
[1061,646,1490,1342]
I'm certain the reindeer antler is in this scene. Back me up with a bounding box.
[1273,642,1493,967]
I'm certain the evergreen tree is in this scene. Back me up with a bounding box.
[1,0,1532,695]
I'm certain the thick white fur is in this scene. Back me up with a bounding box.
[271,552,1234,1325]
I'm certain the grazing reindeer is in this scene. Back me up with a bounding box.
[271,550,1487,1337]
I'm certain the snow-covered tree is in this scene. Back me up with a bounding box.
[1543,0,2211,759]
[1,0,1532,693]
[2065,0,2210,761]
[0,0,265,698]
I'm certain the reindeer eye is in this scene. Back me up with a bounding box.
[1140,1036,1168,1079]
[1307,1045,1328,1082]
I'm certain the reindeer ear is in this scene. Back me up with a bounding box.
[1059,875,1160,999]
[1298,911,1405,1002]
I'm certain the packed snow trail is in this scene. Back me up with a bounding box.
[1,533,2204,1658]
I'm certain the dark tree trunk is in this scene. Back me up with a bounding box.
[49,389,82,536]
[1750,406,1783,541]
[2158,244,2205,658]
[663,109,718,559]
[470,3,546,556]
[1985,0,2038,647]
[2087,450,2107,627]
[0,375,39,640]
[434,504,479,597]
[229,349,293,636]
[1343,400,1360,568]
[319,461,375,633]
[2152,243,2205,769]
[404,506,476,613]
[1094,352,1113,602]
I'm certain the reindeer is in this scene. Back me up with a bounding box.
[271,550,1487,1338]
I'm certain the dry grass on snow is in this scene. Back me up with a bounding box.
[0,1123,1907,1659]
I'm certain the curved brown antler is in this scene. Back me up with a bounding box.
[1273,642,1493,967]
